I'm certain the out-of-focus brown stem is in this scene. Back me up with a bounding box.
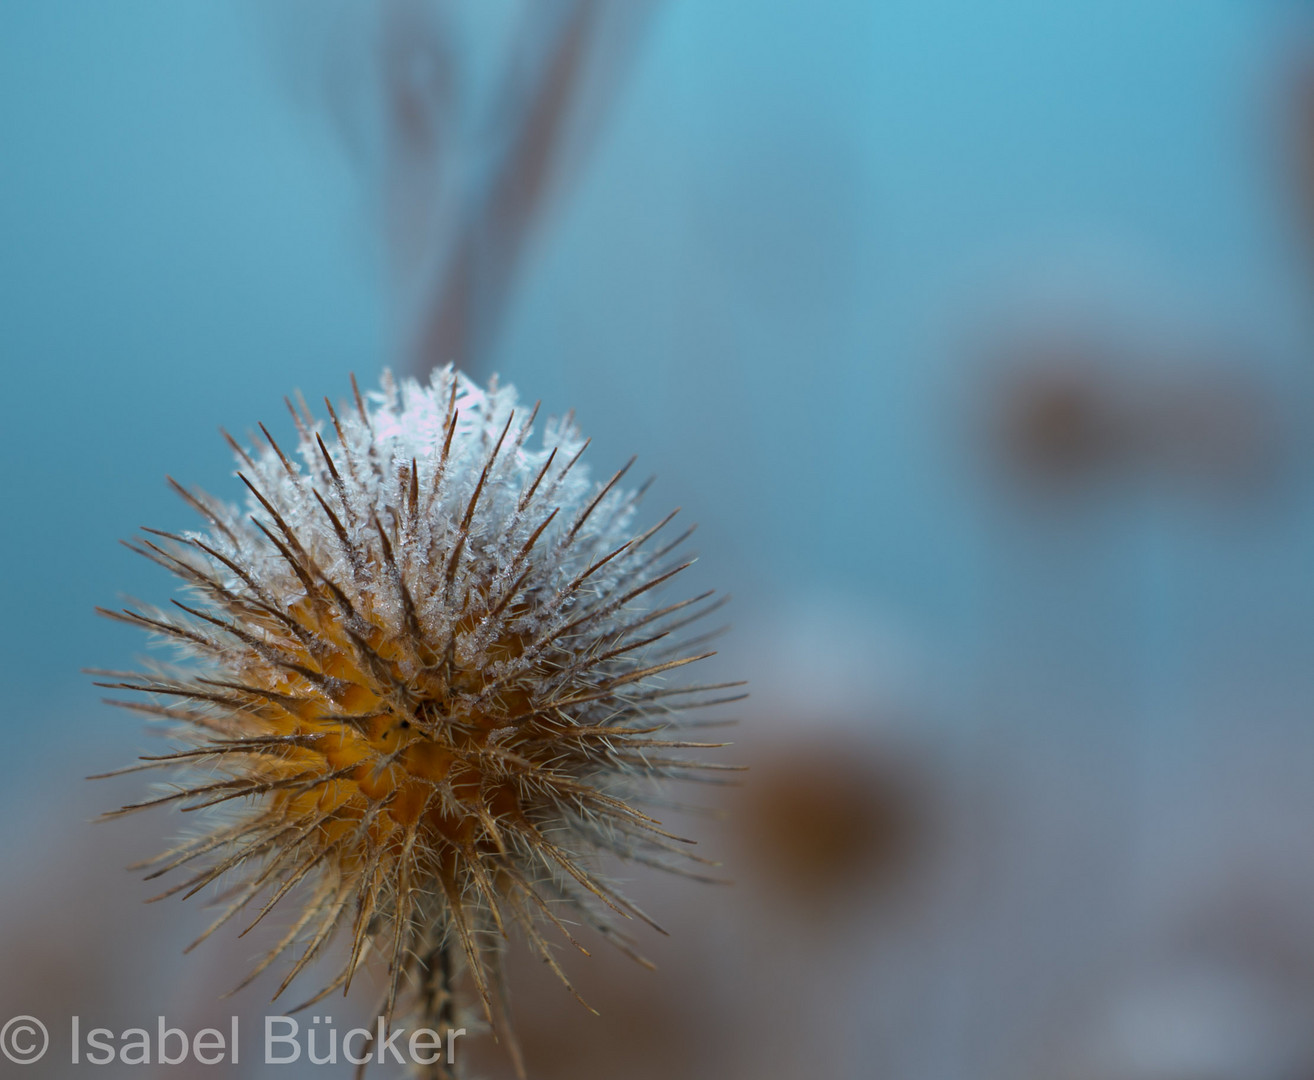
[411,1,590,384]
[395,0,656,384]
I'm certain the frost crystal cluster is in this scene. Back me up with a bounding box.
[97,367,737,1076]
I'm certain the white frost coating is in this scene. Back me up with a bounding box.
[197,365,646,682]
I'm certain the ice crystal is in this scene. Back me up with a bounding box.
[95,367,739,1077]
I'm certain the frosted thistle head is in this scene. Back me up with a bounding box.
[95,367,740,1076]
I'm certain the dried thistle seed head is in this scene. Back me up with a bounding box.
[95,367,740,1075]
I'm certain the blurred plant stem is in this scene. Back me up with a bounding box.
[353,0,658,384]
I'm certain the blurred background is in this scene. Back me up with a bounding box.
[8,1,1314,1077]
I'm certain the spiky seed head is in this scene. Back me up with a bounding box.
[96,367,739,1075]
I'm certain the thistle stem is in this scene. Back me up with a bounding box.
[417,939,458,1080]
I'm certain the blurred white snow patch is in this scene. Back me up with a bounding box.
[728,590,925,737]
[1067,958,1314,1080]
